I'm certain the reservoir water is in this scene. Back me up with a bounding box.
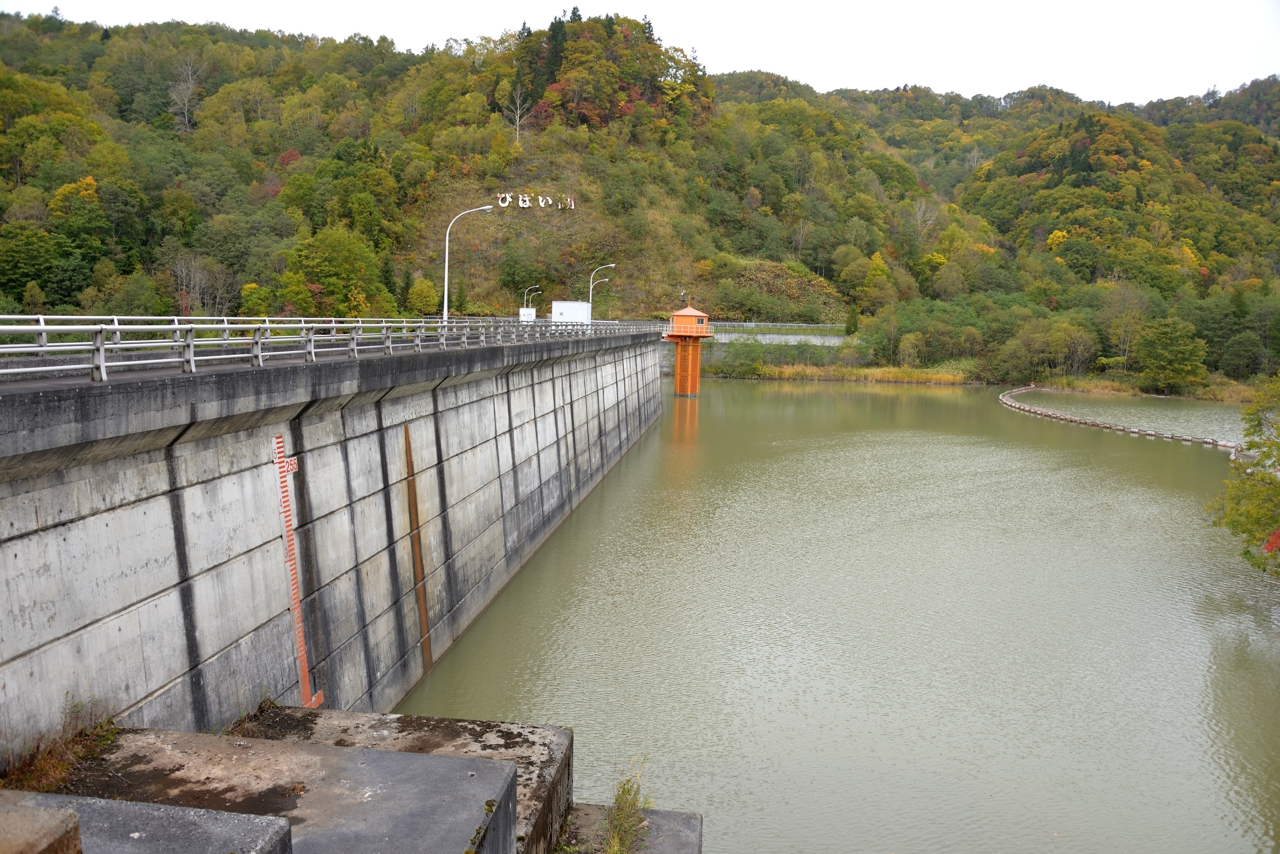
[399,381,1280,853]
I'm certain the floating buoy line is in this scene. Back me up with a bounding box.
[999,386,1246,459]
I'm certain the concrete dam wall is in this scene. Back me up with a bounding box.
[0,332,662,761]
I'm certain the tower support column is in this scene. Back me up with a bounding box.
[674,338,701,397]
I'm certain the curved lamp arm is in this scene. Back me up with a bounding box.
[443,205,494,322]
[589,263,616,308]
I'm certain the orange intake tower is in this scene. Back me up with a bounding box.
[664,304,712,398]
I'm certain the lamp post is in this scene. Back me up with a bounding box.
[523,285,540,308]
[443,205,494,323]
[588,264,615,313]
[527,289,541,308]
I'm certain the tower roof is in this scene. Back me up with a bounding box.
[671,305,709,318]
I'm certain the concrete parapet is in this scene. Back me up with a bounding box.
[0,335,663,766]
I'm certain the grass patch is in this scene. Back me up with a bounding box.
[1036,375,1144,396]
[755,363,970,384]
[603,760,653,854]
[1193,375,1256,403]
[1037,372,1255,403]
[1,698,118,792]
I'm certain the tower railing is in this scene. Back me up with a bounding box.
[662,321,714,338]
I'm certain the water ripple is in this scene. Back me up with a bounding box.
[399,382,1279,854]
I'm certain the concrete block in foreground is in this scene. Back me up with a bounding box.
[0,788,286,854]
[0,794,80,854]
[229,707,571,854]
[643,809,704,854]
[61,729,517,854]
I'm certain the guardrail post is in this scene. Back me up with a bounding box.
[109,316,121,348]
[348,322,360,359]
[182,326,195,373]
[251,326,264,367]
[221,317,230,344]
[413,322,423,353]
[382,320,392,356]
[304,323,316,363]
[91,327,107,381]
[36,315,46,356]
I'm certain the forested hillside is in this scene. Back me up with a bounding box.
[0,9,1276,387]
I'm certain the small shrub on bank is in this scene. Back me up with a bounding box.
[603,760,653,854]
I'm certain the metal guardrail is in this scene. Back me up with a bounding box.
[0,315,660,382]
[710,322,845,335]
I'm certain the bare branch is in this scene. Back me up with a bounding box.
[501,82,531,144]
[168,57,204,135]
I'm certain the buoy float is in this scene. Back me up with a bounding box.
[1001,386,1237,452]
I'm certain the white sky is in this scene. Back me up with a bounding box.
[28,0,1280,104]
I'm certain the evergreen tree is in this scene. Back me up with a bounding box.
[400,266,413,308]
[1231,287,1249,320]
[450,280,469,314]
[379,251,395,295]
[1133,318,1208,393]
[544,17,567,86]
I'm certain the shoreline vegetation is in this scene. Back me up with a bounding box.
[699,338,1256,401]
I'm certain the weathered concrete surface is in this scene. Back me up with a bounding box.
[1,335,662,765]
[561,804,703,854]
[0,794,80,854]
[60,728,516,854]
[230,706,571,854]
[0,788,289,854]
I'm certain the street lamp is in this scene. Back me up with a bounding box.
[523,285,540,308]
[443,205,494,323]
[526,289,542,308]
[588,264,615,313]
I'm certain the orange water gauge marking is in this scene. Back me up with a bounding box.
[274,434,323,708]
[664,302,712,398]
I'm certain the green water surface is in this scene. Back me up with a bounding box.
[399,381,1280,853]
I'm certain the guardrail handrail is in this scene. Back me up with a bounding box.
[0,315,660,383]
[710,321,845,333]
